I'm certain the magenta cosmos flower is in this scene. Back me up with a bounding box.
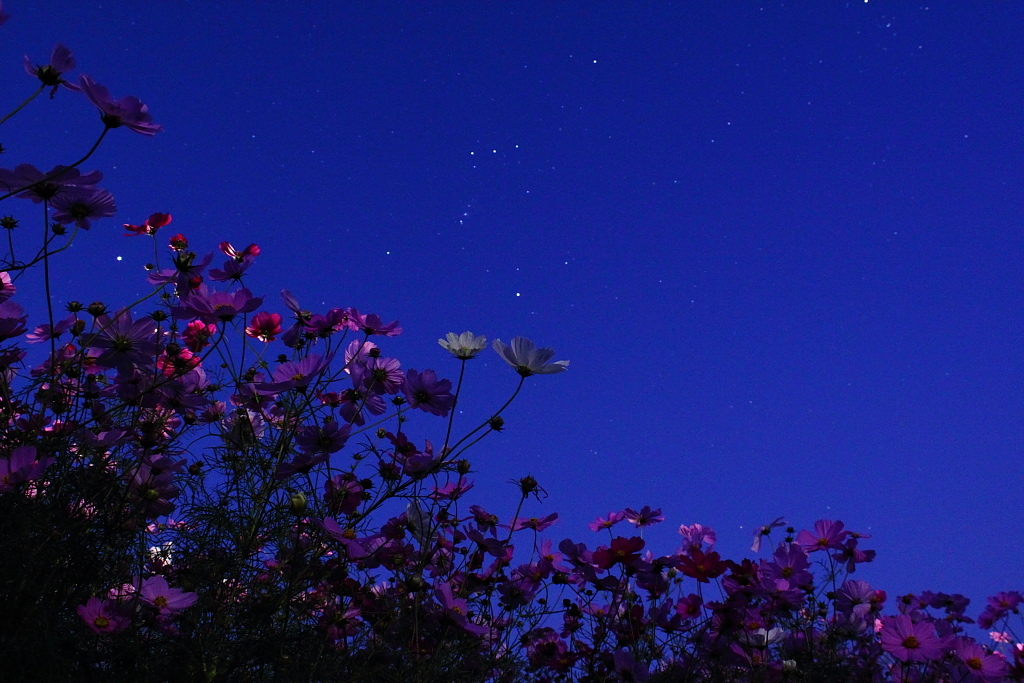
[878,614,948,662]
[77,74,162,135]
[124,211,171,236]
[492,337,569,376]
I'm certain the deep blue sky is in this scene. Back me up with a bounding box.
[3,2,1022,617]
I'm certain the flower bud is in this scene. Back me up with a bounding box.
[288,492,308,514]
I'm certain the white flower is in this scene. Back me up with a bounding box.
[439,331,487,359]
[492,337,569,377]
[739,627,786,648]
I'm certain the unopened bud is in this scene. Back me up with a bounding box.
[288,492,308,514]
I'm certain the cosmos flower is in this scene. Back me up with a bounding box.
[796,519,850,553]
[77,74,162,135]
[0,163,103,203]
[294,420,350,454]
[0,445,55,492]
[953,637,1010,679]
[85,309,157,372]
[878,615,949,662]
[0,271,14,303]
[254,353,333,394]
[175,285,262,324]
[402,368,455,416]
[77,597,130,635]
[244,311,282,342]
[124,212,171,236]
[139,575,198,615]
[50,187,116,229]
[492,336,569,376]
[588,511,626,532]
[624,505,665,528]
[751,516,787,552]
[24,43,78,96]
[511,513,559,532]
[0,300,28,341]
[439,331,487,359]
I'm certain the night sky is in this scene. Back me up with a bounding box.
[3,2,1022,620]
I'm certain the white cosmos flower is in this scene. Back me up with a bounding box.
[439,331,487,359]
[492,336,569,377]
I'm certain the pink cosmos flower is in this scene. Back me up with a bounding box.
[953,637,1009,680]
[139,575,198,615]
[512,513,559,532]
[429,477,474,501]
[77,597,130,634]
[77,74,162,135]
[435,581,489,636]
[0,445,55,492]
[795,519,850,553]
[0,272,13,303]
[355,356,404,395]
[878,614,948,662]
[588,511,626,532]
[402,368,455,416]
[678,523,716,554]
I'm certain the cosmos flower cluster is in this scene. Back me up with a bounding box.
[0,23,1021,683]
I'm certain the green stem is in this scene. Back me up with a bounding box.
[0,126,109,203]
[0,84,45,126]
